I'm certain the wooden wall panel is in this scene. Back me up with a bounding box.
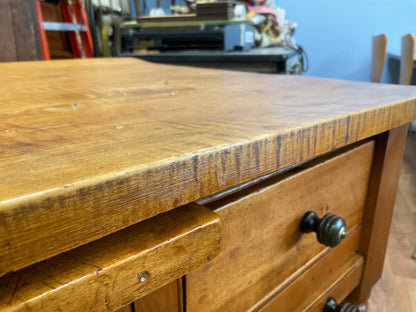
[10,0,42,61]
[0,0,41,62]
[0,0,17,62]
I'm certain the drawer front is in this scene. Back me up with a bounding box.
[186,142,374,312]
[0,203,221,312]
[308,263,364,312]
[257,229,364,312]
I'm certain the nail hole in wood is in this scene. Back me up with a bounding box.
[137,271,150,283]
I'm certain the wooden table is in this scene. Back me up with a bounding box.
[1,58,415,312]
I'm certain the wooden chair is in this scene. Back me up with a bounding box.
[399,34,416,132]
[399,33,415,85]
[370,34,388,83]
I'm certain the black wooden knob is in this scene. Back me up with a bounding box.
[323,297,359,312]
[300,211,346,247]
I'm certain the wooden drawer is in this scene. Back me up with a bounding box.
[256,229,364,311]
[185,142,374,312]
[0,204,221,312]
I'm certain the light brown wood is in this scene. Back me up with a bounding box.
[367,131,416,311]
[115,304,133,312]
[257,229,363,312]
[308,262,364,312]
[1,59,416,277]
[186,142,374,312]
[400,33,415,85]
[349,125,409,303]
[134,279,183,312]
[370,34,387,83]
[0,203,221,312]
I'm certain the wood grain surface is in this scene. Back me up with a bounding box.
[1,58,416,276]
[257,230,363,312]
[0,0,17,62]
[349,125,409,303]
[400,34,415,85]
[370,34,387,83]
[186,143,373,312]
[366,131,416,311]
[0,0,41,62]
[0,203,221,312]
[9,0,41,61]
[308,260,364,312]
[134,280,183,312]
[115,305,133,312]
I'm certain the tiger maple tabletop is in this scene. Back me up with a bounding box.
[0,58,415,281]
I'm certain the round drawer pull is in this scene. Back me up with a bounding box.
[323,297,359,312]
[300,211,346,247]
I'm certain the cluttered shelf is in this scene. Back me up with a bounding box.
[122,46,304,74]
[119,1,306,74]
[7,0,305,72]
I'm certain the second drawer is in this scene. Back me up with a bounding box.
[185,141,375,312]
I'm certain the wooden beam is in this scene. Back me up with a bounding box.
[0,203,221,312]
[349,124,409,303]
[0,0,18,62]
[10,0,42,61]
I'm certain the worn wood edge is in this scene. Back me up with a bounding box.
[204,141,375,211]
[307,259,364,312]
[115,305,133,312]
[1,99,415,277]
[349,124,409,303]
[248,226,362,312]
[198,138,376,206]
[0,203,221,312]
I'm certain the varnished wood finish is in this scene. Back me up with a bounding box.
[399,34,415,85]
[1,59,416,277]
[186,143,373,312]
[0,0,41,62]
[134,280,183,312]
[257,229,363,312]
[0,203,221,312]
[349,125,409,303]
[308,262,364,312]
[368,131,416,311]
[370,34,387,83]
[115,305,133,312]
[0,0,17,62]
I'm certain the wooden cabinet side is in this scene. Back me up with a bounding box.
[349,124,409,303]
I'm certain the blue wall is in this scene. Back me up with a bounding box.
[276,0,416,82]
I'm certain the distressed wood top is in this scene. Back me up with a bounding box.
[1,58,416,276]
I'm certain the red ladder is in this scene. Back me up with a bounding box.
[36,0,94,60]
